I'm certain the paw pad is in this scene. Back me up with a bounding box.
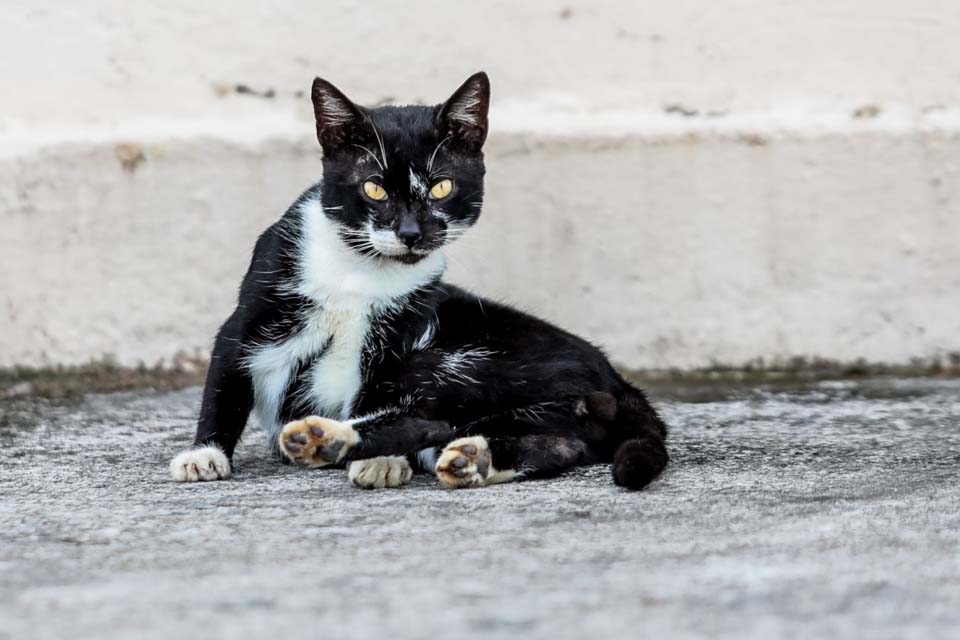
[279,416,359,468]
[435,436,492,488]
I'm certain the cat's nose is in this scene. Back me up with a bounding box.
[398,229,422,248]
[397,216,422,248]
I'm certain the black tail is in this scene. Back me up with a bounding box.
[580,388,669,490]
[613,434,668,489]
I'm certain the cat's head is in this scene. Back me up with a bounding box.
[312,72,489,265]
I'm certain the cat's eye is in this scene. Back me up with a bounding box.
[429,178,454,200]
[362,181,388,201]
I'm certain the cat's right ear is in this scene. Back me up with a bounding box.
[311,77,363,152]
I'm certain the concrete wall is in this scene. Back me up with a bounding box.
[2,1,959,370]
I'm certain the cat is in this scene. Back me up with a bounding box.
[169,72,668,490]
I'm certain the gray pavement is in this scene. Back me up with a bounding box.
[1,377,958,639]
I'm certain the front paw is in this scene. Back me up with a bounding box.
[348,456,412,489]
[279,416,360,467]
[170,445,232,482]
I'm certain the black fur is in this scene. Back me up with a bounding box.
[189,72,668,489]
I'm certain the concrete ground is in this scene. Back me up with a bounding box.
[1,377,958,639]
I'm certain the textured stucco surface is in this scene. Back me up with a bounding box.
[4,0,960,125]
[3,125,959,370]
[2,1,960,369]
[1,377,958,639]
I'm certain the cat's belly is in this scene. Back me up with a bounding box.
[245,306,370,441]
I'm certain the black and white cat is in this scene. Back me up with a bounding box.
[170,72,668,490]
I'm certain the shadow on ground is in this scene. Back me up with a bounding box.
[1,378,958,639]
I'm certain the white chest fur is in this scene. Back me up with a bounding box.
[244,304,369,437]
[244,196,445,441]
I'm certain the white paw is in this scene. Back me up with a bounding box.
[435,436,515,489]
[348,456,413,489]
[170,445,232,482]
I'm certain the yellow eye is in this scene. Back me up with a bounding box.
[363,181,388,201]
[429,178,454,200]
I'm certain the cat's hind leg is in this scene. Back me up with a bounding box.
[434,434,589,489]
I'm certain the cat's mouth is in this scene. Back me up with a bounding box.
[364,242,437,265]
[369,238,442,264]
[360,223,443,265]
[389,251,428,265]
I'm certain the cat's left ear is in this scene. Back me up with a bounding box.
[436,72,490,151]
[311,77,364,152]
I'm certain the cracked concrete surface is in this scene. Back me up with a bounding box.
[1,377,958,639]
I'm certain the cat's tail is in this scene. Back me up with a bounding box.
[579,387,669,490]
[612,434,669,489]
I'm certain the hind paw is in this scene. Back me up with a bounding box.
[279,416,359,468]
[435,436,515,489]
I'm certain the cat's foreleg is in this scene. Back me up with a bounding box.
[277,409,452,469]
[170,319,253,482]
[278,414,416,489]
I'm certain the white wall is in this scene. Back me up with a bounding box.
[2,1,959,370]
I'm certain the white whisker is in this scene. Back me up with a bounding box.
[351,144,384,172]
[427,135,453,174]
[363,113,389,170]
